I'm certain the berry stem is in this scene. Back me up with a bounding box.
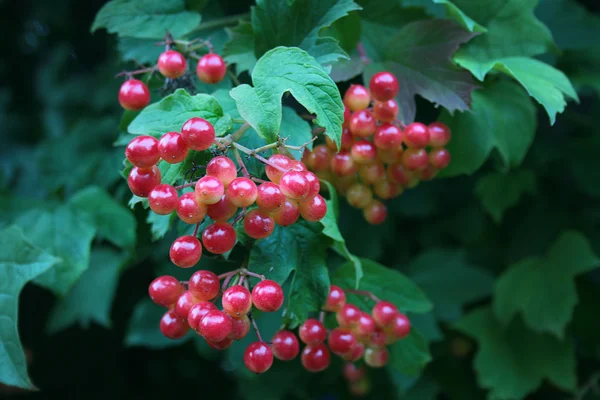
[319,311,325,323]
[283,135,318,151]
[393,119,407,130]
[227,69,242,86]
[218,269,242,280]
[251,177,269,184]
[115,66,157,78]
[193,222,200,237]
[231,208,248,226]
[347,289,381,303]
[248,312,264,342]
[356,42,371,64]
[243,270,266,281]
[252,142,280,153]
[231,142,287,173]
[174,181,198,190]
[233,148,250,178]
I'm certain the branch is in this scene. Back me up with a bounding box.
[248,312,263,342]
[231,141,287,173]
[346,289,381,303]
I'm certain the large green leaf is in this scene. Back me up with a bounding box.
[91,0,201,39]
[223,21,257,75]
[388,329,432,376]
[0,226,60,389]
[475,170,537,223]
[536,0,600,51]
[117,37,163,64]
[494,231,599,338]
[402,0,486,33]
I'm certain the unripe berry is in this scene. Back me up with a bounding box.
[369,71,399,101]
[206,195,238,221]
[378,147,404,164]
[149,275,184,307]
[148,184,178,215]
[128,166,161,197]
[244,209,275,239]
[158,132,189,164]
[369,328,387,348]
[349,110,377,138]
[199,310,232,342]
[272,199,300,226]
[229,314,251,340]
[364,346,389,368]
[335,174,358,195]
[343,363,366,382]
[328,328,357,355]
[187,301,218,331]
[175,291,199,319]
[301,344,330,372]
[299,319,327,345]
[222,284,252,318]
[206,156,238,187]
[346,183,373,209]
[170,235,202,268]
[181,117,215,151]
[343,342,366,362]
[429,148,451,169]
[344,85,371,111]
[374,124,403,150]
[403,122,430,148]
[244,342,273,374]
[363,200,388,225]
[265,154,291,183]
[323,285,346,312]
[337,304,361,328]
[372,99,399,122]
[202,222,237,254]
[126,136,160,168]
[157,50,187,78]
[195,175,225,205]
[330,151,357,176]
[252,279,284,312]
[373,179,402,200]
[351,140,377,164]
[428,122,451,147]
[207,338,234,350]
[118,79,150,110]
[386,312,411,340]
[402,148,429,171]
[272,330,300,361]
[279,171,310,200]
[256,182,285,212]
[387,163,414,185]
[358,163,385,185]
[372,301,398,328]
[354,312,377,342]
[226,177,258,207]
[305,145,331,171]
[160,309,190,339]
[298,194,327,222]
[189,270,220,301]
[176,192,207,224]
[196,53,227,84]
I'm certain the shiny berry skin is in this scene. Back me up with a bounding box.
[387,313,411,340]
[187,301,218,331]
[429,148,451,169]
[158,50,187,78]
[181,117,215,151]
[351,140,377,164]
[303,172,321,199]
[428,122,451,147]
[222,284,253,318]
[196,53,227,84]
[369,71,399,101]
[160,309,190,339]
[128,166,161,197]
[330,151,357,176]
[118,79,150,110]
[299,194,327,222]
[323,285,346,312]
[148,184,178,215]
[149,275,184,307]
[346,183,373,209]
[354,312,377,342]
[202,222,237,254]
[244,342,273,374]
[301,344,330,372]
[189,270,220,301]
[229,314,251,340]
[271,331,300,361]
[265,154,291,183]
[243,209,275,239]
[343,105,351,127]
[252,280,284,312]
[344,84,371,111]
[372,99,399,122]
[337,304,362,328]
[403,122,430,148]
[195,176,224,205]
[175,291,198,319]
[158,132,189,164]
[370,328,387,347]
[418,165,438,181]
[328,328,357,355]
[363,201,388,225]
[374,123,403,150]
[170,235,202,268]
[402,148,429,171]
[387,163,414,185]
[305,145,331,171]
[358,163,385,185]
[343,363,366,382]
[278,171,309,200]
[299,319,327,345]
[372,301,399,327]
[207,338,234,350]
[256,182,285,212]
[226,177,258,207]
[343,342,365,362]
[373,179,402,200]
[206,195,238,221]
[126,136,160,168]
[272,199,300,226]
[199,310,232,342]
[176,192,207,224]
[364,346,389,368]
[206,156,237,187]
[349,110,377,138]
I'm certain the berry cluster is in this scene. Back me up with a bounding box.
[303,71,452,225]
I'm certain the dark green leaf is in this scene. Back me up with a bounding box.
[147,212,177,242]
[328,50,365,82]
[280,107,313,160]
[389,329,432,376]
[223,21,257,75]
[402,0,486,33]
[475,170,537,223]
[322,11,362,53]
[536,0,600,51]
[117,37,163,64]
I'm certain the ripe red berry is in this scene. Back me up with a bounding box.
[354,312,377,342]
[148,184,178,215]
[256,182,285,212]
[128,166,161,197]
[378,147,404,164]
[364,346,389,368]
[252,280,284,312]
[346,183,373,209]
[170,235,202,268]
[207,338,234,350]
[271,331,300,361]
[372,301,399,328]
[195,176,225,205]
[428,122,451,147]
[298,194,327,222]
[244,342,273,374]
[158,132,189,164]
[429,148,451,169]
[226,177,258,207]
[349,110,377,138]
[303,172,321,199]
[344,85,371,111]
[265,154,291,183]
[369,71,399,101]
[189,270,220,301]
[387,313,411,340]
[369,328,387,348]
[402,148,429,171]
[305,145,331,171]
[387,163,414,185]
[200,310,232,342]
[125,136,160,168]
[372,99,399,122]
[175,291,199,319]
[350,140,377,164]
[222,284,252,318]
[359,163,385,185]
[279,171,310,200]
[343,105,351,127]
[323,285,346,312]
[272,199,300,226]
[158,50,187,78]
[328,128,355,152]
[206,156,237,187]
[229,314,251,340]
[363,201,388,225]
[374,124,403,150]
[187,301,218,331]
[403,122,430,148]
[118,79,150,110]
[343,342,365,362]
[196,53,227,84]
[176,192,207,224]
[343,363,366,382]
[202,222,237,254]
[148,275,184,307]
[337,304,362,328]
[206,195,238,221]
[160,309,190,339]
[244,209,275,239]
[181,117,215,151]
[373,179,402,200]
[301,344,330,372]
[328,328,357,355]
[418,165,438,181]
[299,319,327,345]
[330,151,357,176]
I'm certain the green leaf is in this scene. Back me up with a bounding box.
[230,47,344,146]
[328,50,365,82]
[439,80,536,177]
[475,170,537,223]
[536,0,600,51]
[128,89,233,138]
[46,248,127,333]
[493,231,600,338]
[456,307,577,400]
[91,0,201,39]
[117,37,163,64]
[408,249,495,322]
[223,21,257,75]
[279,107,313,160]
[0,226,60,390]
[388,329,432,376]
[403,0,486,33]
[147,212,177,242]
[322,11,362,53]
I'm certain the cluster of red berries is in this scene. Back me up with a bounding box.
[118,49,227,111]
[303,71,452,225]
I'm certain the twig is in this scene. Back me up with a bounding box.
[252,142,280,153]
[243,270,266,281]
[233,147,250,177]
[192,223,200,237]
[174,181,198,190]
[251,177,269,184]
[232,208,248,226]
[248,312,263,342]
[347,289,381,303]
[319,311,325,323]
[228,69,242,86]
[115,66,157,79]
[231,142,287,173]
[283,135,318,151]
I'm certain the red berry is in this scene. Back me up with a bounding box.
[305,145,331,171]
[187,301,218,331]
[374,124,403,150]
[244,342,273,374]
[337,304,361,328]
[279,171,310,200]
[328,328,357,355]
[387,163,414,185]
[403,122,430,148]
[206,195,238,221]
[344,85,371,111]
[350,140,377,164]
[244,209,275,239]
[299,194,327,222]
[148,184,178,215]
[343,105,351,127]
[418,165,438,181]
[222,284,252,318]
[429,148,451,169]
[378,147,404,164]
[330,151,357,176]
[189,270,220,301]
[125,136,160,168]
[160,309,190,339]
[252,280,284,312]
[373,179,402,200]
[202,222,237,254]
[354,312,376,342]
[301,344,330,372]
[128,166,161,197]
[175,291,198,319]
[428,122,451,147]
[369,71,399,101]
[199,310,232,342]
[386,313,411,340]
[369,328,387,347]
[158,50,187,78]
[226,177,258,207]
[195,176,224,205]
[303,172,321,199]
[271,331,300,361]
[118,79,150,111]
[181,117,215,151]
[148,275,184,307]
[265,154,291,183]
[323,285,346,312]
[372,99,399,122]
[372,301,399,327]
[402,148,429,171]
[363,201,388,225]
[170,235,202,268]
[176,192,207,224]
[206,156,237,187]
[196,53,227,84]
[343,364,366,382]
[272,199,300,226]
[299,319,327,345]
[349,110,377,138]
[343,342,365,362]
[229,314,251,340]
[328,128,355,152]
[364,346,389,368]
[207,338,234,350]
[256,182,285,212]
[346,183,373,209]
[158,132,189,164]
[358,163,385,185]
